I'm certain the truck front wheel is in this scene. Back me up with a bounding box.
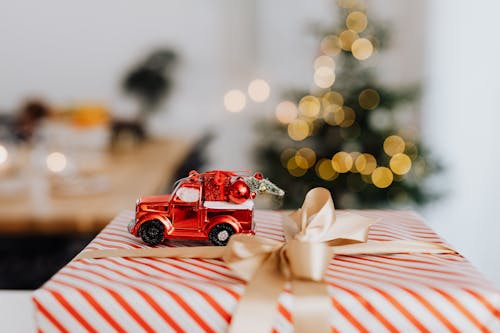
[208,223,235,246]
[139,220,165,245]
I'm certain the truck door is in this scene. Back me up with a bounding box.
[171,185,201,230]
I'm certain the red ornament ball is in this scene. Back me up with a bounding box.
[228,180,251,204]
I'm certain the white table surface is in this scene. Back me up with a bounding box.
[0,290,35,333]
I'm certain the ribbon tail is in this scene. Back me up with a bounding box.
[292,279,331,333]
[73,246,226,260]
[228,251,286,333]
[332,240,455,256]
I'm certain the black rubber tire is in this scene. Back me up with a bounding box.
[208,223,235,246]
[139,220,165,245]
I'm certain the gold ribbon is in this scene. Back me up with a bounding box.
[75,188,454,333]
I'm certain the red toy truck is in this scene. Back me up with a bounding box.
[129,170,284,246]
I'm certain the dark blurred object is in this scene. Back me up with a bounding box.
[123,49,177,117]
[110,119,146,150]
[170,132,214,191]
[0,99,51,143]
[14,99,51,141]
[0,113,15,140]
[0,234,95,289]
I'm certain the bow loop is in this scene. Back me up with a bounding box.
[222,234,283,281]
[285,187,378,245]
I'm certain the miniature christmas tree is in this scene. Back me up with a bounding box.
[255,0,440,209]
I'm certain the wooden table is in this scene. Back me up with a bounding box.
[0,138,192,234]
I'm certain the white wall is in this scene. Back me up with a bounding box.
[422,0,500,286]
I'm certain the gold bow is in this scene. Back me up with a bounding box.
[75,188,454,333]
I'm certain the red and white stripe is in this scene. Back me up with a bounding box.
[34,210,500,332]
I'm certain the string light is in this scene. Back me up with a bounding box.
[275,101,298,124]
[224,89,246,112]
[339,30,359,51]
[46,152,67,173]
[320,35,341,56]
[371,167,393,188]
[359,88,380,110]
[355,153,377,175]
[351,38,374,60]
[280,148,296,168]
[298,96,321,118]
[346,11,368,32]
[293,155,309,169]
[390,153,412,175]
[287,157,307,177]
[0,145,7,165]
[248,79,270,102]
[323,105,344,125]
[405,142,418,160]
[314,67,336,88]
[287,119,310,141]
[349,152,362,172]
[338,0,359,9]
[340,107,356,127]
[314,55,336,70]
[297,147,317,168]
[315,158,338,180]
[322,91,344,108]
[331,152,353,173]
[383,135,405,156]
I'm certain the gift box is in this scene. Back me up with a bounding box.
[33,209,500,332]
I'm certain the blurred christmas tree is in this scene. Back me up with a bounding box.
[255,0,440,209]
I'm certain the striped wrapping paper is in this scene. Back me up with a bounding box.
[33,210,500,333]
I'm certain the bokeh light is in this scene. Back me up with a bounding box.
[280,148,296,168]
[224,89,246,112]
[275,101,298,124]
[248,79,270,102]
[293,154,309,169]
[355,153,377,175]
[339,30,359,51]
[314,55,336,70]
[46,152,67,173]
[315,158,338,180]
[383,135,405,156]
[287,157,307,177]
[340,107,356,127]
[338,0,358,9]
[346,11,368,32]
[323,105,344,125]
[349,152,361,172]
[351,38,373,60]
[405,142,418,160]
[287,119,310,141]
[320,35,341,56]
[314,67,336,88]
[298,95,321,118]
[322,91,344,108]
[331,151,353,173]
[390,153,412,175]
[297,147,317,168]
[371,167,393,188]
[359,88,380,110]
[0,145,7,165]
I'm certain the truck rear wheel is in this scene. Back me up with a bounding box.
[139,220,165,245]
[208,223,235,246]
